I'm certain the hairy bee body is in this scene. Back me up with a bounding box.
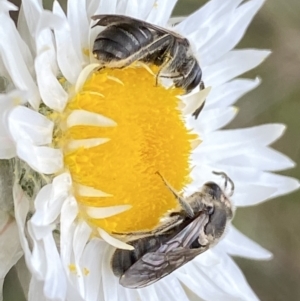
[111,173,235,288]
[92,15,203,94]
[93,22,155,67]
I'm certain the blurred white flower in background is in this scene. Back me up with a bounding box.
[0,0,299,300]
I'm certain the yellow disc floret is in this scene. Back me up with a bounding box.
[64,66,197,233]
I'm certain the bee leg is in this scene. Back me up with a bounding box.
[158,73,184,80]
[192,100,206,119]
[157,72,185,90]
[158,41,187,87]
[156,171,194,218]
[139,33,174,80]
[199,80,205,90]
[97,66,106,72]
[155,54,174,86]
[191,81,206,119]
[142,35,176,86]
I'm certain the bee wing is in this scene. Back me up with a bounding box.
[91,14,142,26]
[91,14,184,38]
[119,213,209,288]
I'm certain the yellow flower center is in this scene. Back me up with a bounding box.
[63,66,197,233]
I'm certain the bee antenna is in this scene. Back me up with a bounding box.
[156,171,194,218]
[212,171,234,197]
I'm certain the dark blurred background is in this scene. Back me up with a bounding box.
[4,0,300,300]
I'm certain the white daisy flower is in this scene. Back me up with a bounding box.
[0,0,299,300]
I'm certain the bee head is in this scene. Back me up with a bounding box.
[203,182,223,200]
[202,179,234,225]
[201,181,234,243]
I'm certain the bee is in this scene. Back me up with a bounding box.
[111,172,235,288]
[91,14,205,117]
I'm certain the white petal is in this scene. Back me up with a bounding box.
[98,228,134,250]
[193,249,220,267]
[138,281,163,301]
[17,6,35,57]
[27,222,50,277]
[146,0,178,26]
[0,14,40,109]
[218,146,295,172]
[203,50,271,87]
[182,87,211,115]
[259,173,300,199]
[27,4,70,112]
[176,0,244,35]
[50,173,72,205]
[168,17,186,27]
[188,106,237,134]
[28,278,51,301]
[53,1,82,84]
[86,205,132,219]
[101,245,118,301]
[0,1,18,12]
[205,78,261,109]
[60,196,78,267]
[121,290,144,301]
[0,88,28,106]
[66,138,110,151]
[119,0,162,20]
[65,286,85,301]
[80,239,104,301]
[218,226,272,259]
[35,46,69,112]
[208,250,260,301]
[153,277,190,301]
[67,0,89,64]
[233,183,277,206]
[35,10,65,35]
[59,198,87,301]
[13,183,35,272]
[199,0,265,65]
[21,0,42,39]
[72,221,92,298]
[119,284,141,301]
[9,13,35,79]
[31,173,71,228]
[8,106,54,146]
[175,0,242,48]
[30,185,54,227]
[73,222,92,264]
[42,233,67,300]
[198,124,286,151]
[75,63,101,93]
[75,184,112,197]
[67,110,117,127]
[16,140,63,174]
[117,0,140,18]
[176,263,235,301]
[28,220,67,301]
[0,212,23,298]
[86,0,101,17]
[90,0,117,16]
